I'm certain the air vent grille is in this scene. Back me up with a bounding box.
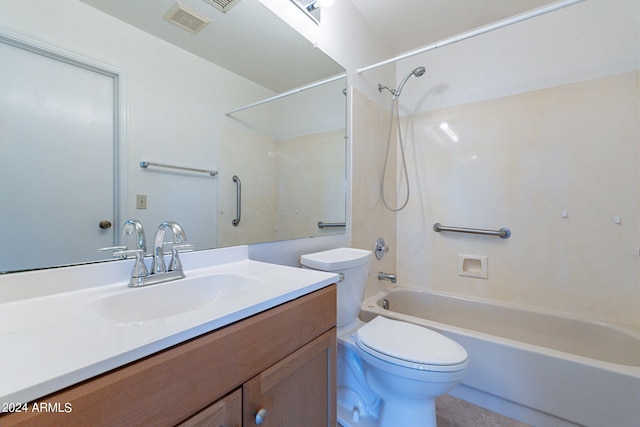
[164,3,210,34]
[202,0,242,13]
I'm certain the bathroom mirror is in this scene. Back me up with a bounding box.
[0,0,346,273]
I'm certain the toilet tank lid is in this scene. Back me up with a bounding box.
[300,247,372,271]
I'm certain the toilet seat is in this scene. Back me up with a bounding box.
[355,316,468,372]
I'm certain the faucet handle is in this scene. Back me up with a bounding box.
[168,244,195,272]
[99,245,128,259]
[114,249,149,286]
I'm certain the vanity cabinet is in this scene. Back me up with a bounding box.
[1,285,336,427]
[178,388,242,427]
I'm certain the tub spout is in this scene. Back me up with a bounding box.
[378,272,396,284]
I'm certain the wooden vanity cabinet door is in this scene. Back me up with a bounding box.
[243,329,336,427]
[177,388,242,427]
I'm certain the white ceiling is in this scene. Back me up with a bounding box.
[79,0,344,92]
[349,0,558,54]
[79,0,559,91]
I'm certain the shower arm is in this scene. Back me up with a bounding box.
[378,84,397,96]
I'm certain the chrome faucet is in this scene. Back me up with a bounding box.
[151,221,188,274]
[107,220,192,287]
[98,219,146,260]
[122,219,146,253]
[378,271,397,284]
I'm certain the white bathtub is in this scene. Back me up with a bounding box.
[360,286,640,427]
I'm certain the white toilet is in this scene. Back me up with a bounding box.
[300,247,468,427]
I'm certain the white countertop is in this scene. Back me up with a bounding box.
[0,246,338,405]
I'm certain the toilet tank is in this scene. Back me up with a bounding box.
[300,248,372,327]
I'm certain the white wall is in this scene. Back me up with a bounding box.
[395,0,640,327]
[0,0,278,253]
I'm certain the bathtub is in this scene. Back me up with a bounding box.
[359,286,640,427]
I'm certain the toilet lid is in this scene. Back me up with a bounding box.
[356,316,468,370]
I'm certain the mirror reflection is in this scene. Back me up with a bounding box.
[0,0,346,273]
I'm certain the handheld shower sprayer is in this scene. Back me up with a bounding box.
[378,65,426,211]
[378,66,426,99]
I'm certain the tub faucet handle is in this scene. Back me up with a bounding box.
[375,238,389,260]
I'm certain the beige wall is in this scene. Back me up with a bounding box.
[217,127,278,247]
[277,129,346,240]
[396,71,640,327]
[351,88,398,297]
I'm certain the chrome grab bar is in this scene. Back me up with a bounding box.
[317,221,346,229]
[232,175,241,226]
[140,161,217,176]
[433,223,511,239]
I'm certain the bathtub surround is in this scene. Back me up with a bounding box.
[348,0,640,330]
[350,88,398,296]
[347,2,640,422]
[397,70,640,327]
[394,0,640,329]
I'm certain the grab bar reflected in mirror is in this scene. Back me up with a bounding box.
[317,222,346,229]
[139,161,217,176]
[232,175,241,226]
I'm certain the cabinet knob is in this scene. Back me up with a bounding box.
[254,408,267,425]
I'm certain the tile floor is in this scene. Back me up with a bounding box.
[436,394,533,427]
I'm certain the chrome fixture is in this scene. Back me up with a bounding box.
[107,221,193,287]
[152,221,188,274]
[317,221,346,229]
[378,67,426,100]
[378,272,397,284]
[232,175,241,226]
[99,219,146,260]
[139,161,217,177]
[378,66,426,212]
[374,237,389,260]
[382,298,390,310]
[433,223,511,239]
[122,219,147,253]
[113,248,149,287]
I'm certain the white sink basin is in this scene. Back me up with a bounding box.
[92,274,263,323]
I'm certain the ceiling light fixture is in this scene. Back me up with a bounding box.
[306,0,335,12]
[290,0,334,24]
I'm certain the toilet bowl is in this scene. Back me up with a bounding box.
[300,247,468,427]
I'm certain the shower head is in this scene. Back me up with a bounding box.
[394,66,426,98]
[378,66,426,99]
[412,66,426,77]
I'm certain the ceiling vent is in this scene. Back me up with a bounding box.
[202,0,242,13]
[163,3,211,34]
